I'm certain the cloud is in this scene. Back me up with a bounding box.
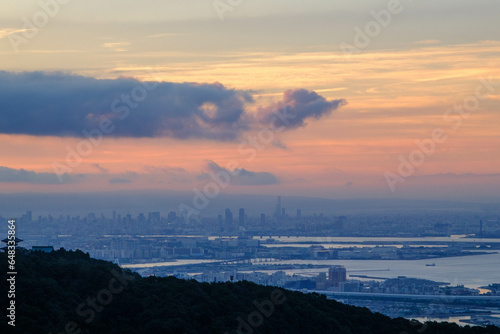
[0,72,346,141]
[200,160,279,186]
[271,139,288,150]
[108,170,138,184]
[0,28,30,39]
[415,40,441,45]
[109,178,132,184]
[102,42,131,52]
[257,89,347,130]
[143,165,187,174]
[0,166,82,184]
[234,168,280,186]
[0,71,256,141]
[92,163,109,173]
[415,173,500,179]
[146,33,186,38]
[143,165,190,184]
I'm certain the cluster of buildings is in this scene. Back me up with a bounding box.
[170,265,487,297]
[309,244,469,260]
[183,265,348,291]
[13,231,485,263]
[4,204,499,239]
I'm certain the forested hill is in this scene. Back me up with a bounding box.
[1,249,499,334]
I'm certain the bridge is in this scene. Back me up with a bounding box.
[215,257,283,265]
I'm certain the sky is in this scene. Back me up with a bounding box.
[1,0,500,204]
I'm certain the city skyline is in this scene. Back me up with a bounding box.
[3,2,500,331]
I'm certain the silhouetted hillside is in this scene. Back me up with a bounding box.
[1,249,499,333]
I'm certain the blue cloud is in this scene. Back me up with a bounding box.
[0,166,82,184]
[0,72,346,141]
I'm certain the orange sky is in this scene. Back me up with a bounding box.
[1,2,499,201]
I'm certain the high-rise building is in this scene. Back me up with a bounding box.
[26,210,32,222]
[225,208,233,226]
[167,211,177,222]
[260,213,266,225]
[238,208,245,225]
[274,196,282,219]
[316,272,327,290]
[148,212,161,222]
[328,265,347,287]
[296,209,301,219]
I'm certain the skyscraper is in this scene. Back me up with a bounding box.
[328,265,347,288]
[26,210,32,222]
[274,196,282,219]
[238,208,245,225]
[225,208,233,226]
[148,212,161,222]
[167,211,177,222]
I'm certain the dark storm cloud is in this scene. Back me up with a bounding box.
[0,71,252,141]
[200,160,279,186]
[258,89,347,130]
[0,166,82,184]
[0,72,346,141]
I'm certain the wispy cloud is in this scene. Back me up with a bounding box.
[199,160,279,186]
[143,165,187,174]
[102,42,131,52]
[108,171,137,184]
[271,139,288,150]
[146,33,187,38]
[92,163,109,173]
[0,28,29,39]
[0,166,82,184]
[415,40,441,45]
[109,178,132,184]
